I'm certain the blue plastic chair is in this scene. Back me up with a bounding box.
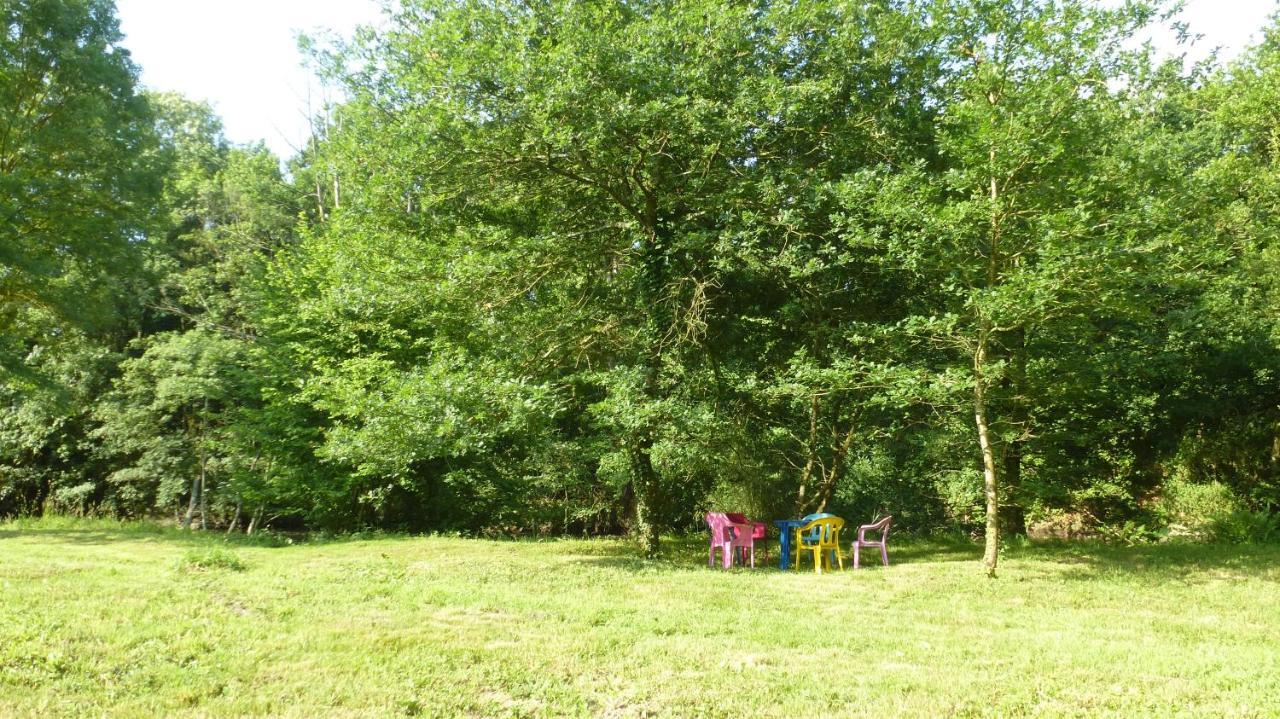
[799,513,839,568]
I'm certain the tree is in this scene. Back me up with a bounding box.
[90,95,299,527]
[0,0,162,366]
[839,0,1171,574]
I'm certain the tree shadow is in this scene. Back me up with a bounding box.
[0,527,219,547]
[888,540,979,564]
[0,521,319,549]
[1015,541,1280,585]
[555,535,981,573]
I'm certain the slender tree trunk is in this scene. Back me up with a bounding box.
[1002,439,1026,536]
[32,471,49,517]
[978,99,1003,576]
[315,178,326,221]
[226,500,242,536]
[814,422,858,513]
[974,336,999,578]
[794,394,820,514]
[181,475,199,530]
[197,446,208,531]
[246,507,262,536]
[617,480,636,535]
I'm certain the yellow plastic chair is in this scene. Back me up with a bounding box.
[793,516,845,574]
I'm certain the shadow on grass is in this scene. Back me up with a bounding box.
[8,519,1275,585]
[1012,541,1280,584]
[560,536,1280,586]
[0,528,270,549]
[557,535,982,574]
[0,520,301,549]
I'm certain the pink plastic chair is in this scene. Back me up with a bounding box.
[725,512,769,564]
[706,512,755,569]
[851,515,892,568]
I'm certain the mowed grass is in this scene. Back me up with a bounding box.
[2,518,1278,718]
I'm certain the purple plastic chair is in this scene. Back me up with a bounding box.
[706,512,755,569]
[851,515,892,568]
[725,512,769,564]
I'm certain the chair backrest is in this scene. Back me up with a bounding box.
[800,513,835,542]
[705,512,732,540]
[860,515,892,543]
[725,512,767,540]
[796,516,844,547]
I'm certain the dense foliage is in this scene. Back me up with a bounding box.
[3,0,1279,568]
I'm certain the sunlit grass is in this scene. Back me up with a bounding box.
[1,518,1277,717]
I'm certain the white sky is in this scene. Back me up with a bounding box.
[114,0,1278,161]
[115,0,385,159]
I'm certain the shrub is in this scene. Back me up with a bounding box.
[176,547,247,572]
[1207,509,1279,545]
[1149,478,1242,539]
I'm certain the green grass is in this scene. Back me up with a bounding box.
[2,518,1278,718]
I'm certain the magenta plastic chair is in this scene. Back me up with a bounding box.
[725,512,769,564]
[706,512,755,569]
[851,515,892,568]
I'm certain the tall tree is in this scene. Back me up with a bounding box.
[840,0,1170,574]
[0,0,161,367]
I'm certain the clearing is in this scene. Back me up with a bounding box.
[1,518,1277,717]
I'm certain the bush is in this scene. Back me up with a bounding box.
[1207,509,1279,545]
[176,547,247,572]
[1149,478,1242,539]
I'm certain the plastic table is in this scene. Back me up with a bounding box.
[773,519,808,570]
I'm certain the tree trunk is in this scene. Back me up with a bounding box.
[1002,438,1026,537]
[616,479,636,535]
[794,394,820,514]
[32,471,50,517]
[974,337,1000,578]
[197,449,208,531]
[978,101,1003,576]
[629,439,662,558]
[246,507,262,536]
[225,500,241,536]
[181,475,199,530]
[814,423,858,513]
[629,217,670,559]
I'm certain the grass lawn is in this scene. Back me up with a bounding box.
[2,518,1278,718]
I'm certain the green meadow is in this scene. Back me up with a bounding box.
[2,518,1277,718]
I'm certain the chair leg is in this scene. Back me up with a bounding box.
[881,544,889,567]
[709,545,715,568]
[836,547,844,571]
[853,544,860,569]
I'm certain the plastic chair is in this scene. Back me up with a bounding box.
[706,512,755,569]
[851,515,892,568]
[793,516,844,574]
[800,512,836,567]
[725,512,769,564]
